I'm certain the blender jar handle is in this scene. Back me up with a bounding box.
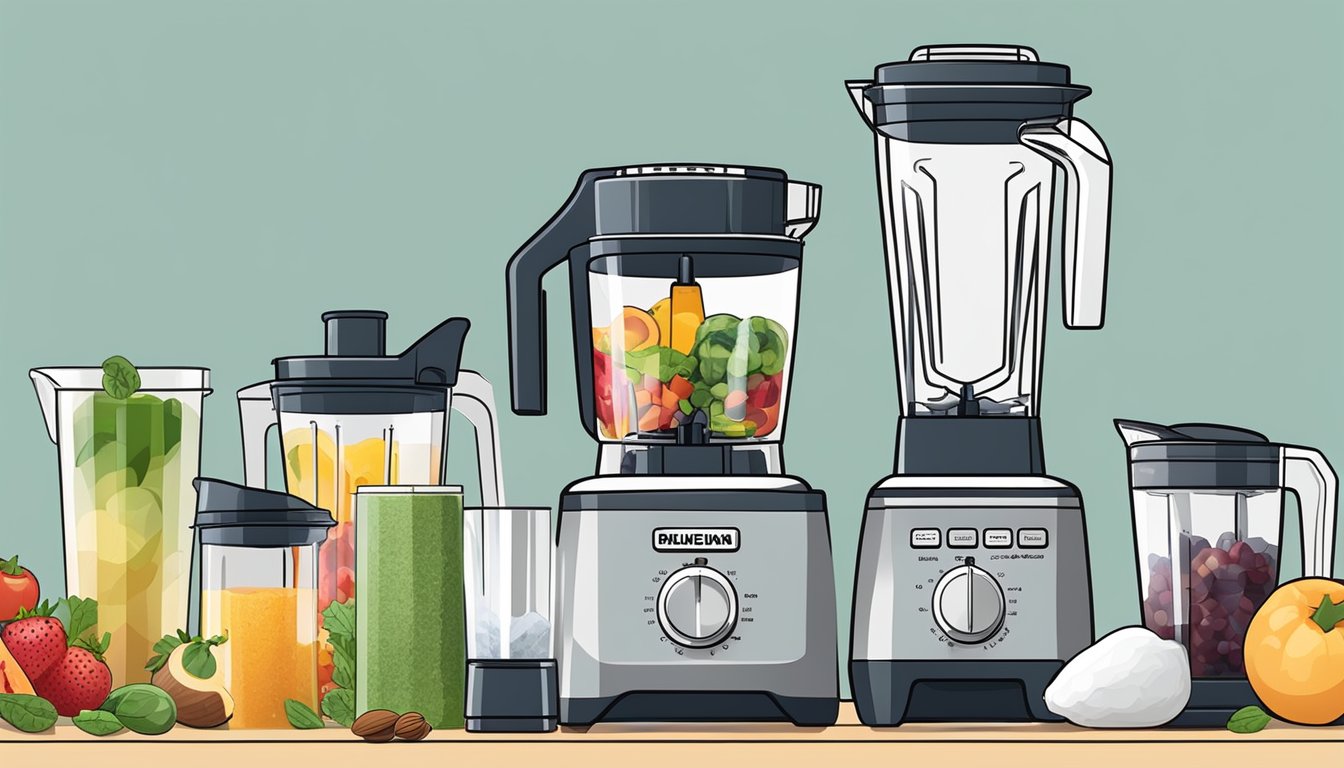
[453,370,506,507]
[1282,445,1339,578]
[237,382,277,488]
[1018,118,1113,329]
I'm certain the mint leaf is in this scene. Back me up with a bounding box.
[64,596,99,647]
[332,649,354,690]
[73,709,124,736]
[321,599,355,640]
[0,694,59,733]
[284,699,325,729]
[320,689,354,728]
[1227,705,1271,733]
[101,356,141,399]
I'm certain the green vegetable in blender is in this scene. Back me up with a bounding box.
[101,356,141,400]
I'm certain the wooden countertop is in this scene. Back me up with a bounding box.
[4,703,1342,766]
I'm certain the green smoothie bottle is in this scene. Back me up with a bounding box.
[355,485,466,729]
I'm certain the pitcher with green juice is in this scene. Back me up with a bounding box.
[31,359,210,685]
[355,486,466,729]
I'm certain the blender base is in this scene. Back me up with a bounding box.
[562,692,839,727]
[465,660,559,733]
[850,660,1063,725]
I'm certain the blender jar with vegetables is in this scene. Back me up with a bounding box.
[193,478,335,729]
[30,362,210,686]
[1117,420,1338,725]
[237,310,505,697]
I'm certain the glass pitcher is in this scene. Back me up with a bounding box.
[236,310,504,697]
[1117,420,1338,678]
[848,45,1112,419]
[30,366,210,685]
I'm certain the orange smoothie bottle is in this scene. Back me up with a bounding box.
[193,479,335,729]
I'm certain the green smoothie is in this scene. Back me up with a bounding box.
[354,486,465,729]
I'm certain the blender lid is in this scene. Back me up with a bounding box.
[856,44,1092,143]
[1117,419,1283,490]
[193,477,336,547]
[269,311,471,414]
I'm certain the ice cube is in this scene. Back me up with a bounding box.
[507,611,552,659]
[1044,627,1190,727]
[473,602,502,659]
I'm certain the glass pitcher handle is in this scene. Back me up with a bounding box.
[1282,446,1339,578]
[236,382,276,488]
[453,370,506,508]
[1018,118,1113,329]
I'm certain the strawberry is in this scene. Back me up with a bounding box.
[0,600,67,681]
[33,632,113,717]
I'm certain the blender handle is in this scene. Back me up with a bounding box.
[237,382,277,489]
[1018,118,1113,329]
[1282,445,1338,578]
[453,370,506,508]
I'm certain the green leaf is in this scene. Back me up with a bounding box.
[110,685,177,735]
[320,689,355,728]
[181,641,217,680]
[1227,705,1272,733]
[0,694,59,733]
[145,633,184,672]
[64,596,99,647]
[73,709,125,736]
[0,555,20,577]
[101,356,141,399]
[331,650,354,690]
[284,699,325,729]
[321,599,355,641]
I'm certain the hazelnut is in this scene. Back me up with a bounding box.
[351,709,399,743]
[395,712,432,741]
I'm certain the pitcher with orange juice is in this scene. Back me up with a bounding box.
[237,311,505,699]
[193,478,335,728]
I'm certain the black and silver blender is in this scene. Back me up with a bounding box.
[845,45,1114,725]
[506,164,839,726]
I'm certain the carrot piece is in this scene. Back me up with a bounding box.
[667,375,694,399]
[638,406,663,431]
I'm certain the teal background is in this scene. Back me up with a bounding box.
[2,0,1341,699]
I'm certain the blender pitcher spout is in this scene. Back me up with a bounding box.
[846,80,876,126]
[29,369,61,443]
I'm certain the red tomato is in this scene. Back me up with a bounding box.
[0,556,40,620]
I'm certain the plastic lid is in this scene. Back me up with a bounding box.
[592,165,805,238]
[1117,420,1282,490]
[268,311,472,415]
[193,477,335,547]
[873,44,1073,86]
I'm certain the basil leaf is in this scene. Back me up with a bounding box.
[1227,705,1272,733]
[321,689,355,728]
[65,596,99,645]
[181,641,217,680]
[332,651,354,690]
[73,709,125,736]
[0,694,59,733]
[101,356,141,399]
[284,699,325,729]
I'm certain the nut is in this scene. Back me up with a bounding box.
[394,712,432,741]
[351,709,399,743]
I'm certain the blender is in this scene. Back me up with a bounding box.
[31,366,211,686]
[845,45,1113,725]
[236,310,505,697]
[507,164,839,726]
[1116,420,1339,726]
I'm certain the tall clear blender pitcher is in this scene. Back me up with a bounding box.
[237,311,505,696]
[1117,420,1338,725]
[848,45,1112,473]
[30,366,211,684]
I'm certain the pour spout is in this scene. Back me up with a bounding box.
[1113,419,1187,447]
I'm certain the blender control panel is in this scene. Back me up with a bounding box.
[866,506,1091,660]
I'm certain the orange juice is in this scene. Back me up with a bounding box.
[203,587,318,729]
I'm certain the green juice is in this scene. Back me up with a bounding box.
[355,486,465,729]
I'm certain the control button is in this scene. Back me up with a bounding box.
[983,529,1013,548]
[1018,528,1049,548]
[910,529,941,548]
[657,565,739,648]
[947,529,978,548]
[931,557,1006,644]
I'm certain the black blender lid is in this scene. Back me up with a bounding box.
[1117,419,1282,490]
[592,164,808,238]
[273,310,470,386]
[193,477,336,547]
[856,44,1092,143]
